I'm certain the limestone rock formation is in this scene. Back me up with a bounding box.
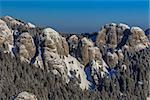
[15,91,37,100]
[63,55,90,90]
[39,28,90,89]
[116,23,130,43]
[0,16,149,99]
[1,16,25,28]
[68,35,79,57]
[127,27,149,51]
[41,28,69,56]
[16,32,36,63]
[96,23,130,52]
[78,37,94,65]
[0,19,13,54]
[106,51,118,68]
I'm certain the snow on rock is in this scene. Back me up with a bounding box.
[127,26,149,51]
[63,55,90,90]
[131,27,144,33]
[27,22,36,28]
[2,16,25,27]
[81,37,94,46]
[116,49,124,61]
[15,91,37,100]
[118,23,130,30]
[68,35,78,49]
[96,28,107,50]
[16,32,36,63]
[106,51,118,68]
[96,23,118,50]
[90,59,108,77]
[68,35,78,42]
[68,35,79,57]
[41,28,69,56]
[84,59,109,90]
[79,37,94,65]
[96,23,132,51]
[0,19,14,54]
[88,47,102,61]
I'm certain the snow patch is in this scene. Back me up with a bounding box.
[27,22,36,28]
[118,23,130,29]
[131,27,144,33]
[63,55,90,90]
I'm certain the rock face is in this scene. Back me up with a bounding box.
[78,37,94,65]
[96,23,130,51]
[68,35,79,57]
[41,28,69,56]
[1,16,25,28]
[127,27,149,51]
[0,16,149,99]
[0,19,13,53]
[106,51,118,68]
[39,28,89,89]
[96,23,118,50]
[16,32,36,63]
[15,91,37,100]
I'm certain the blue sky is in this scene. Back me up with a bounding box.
[0,0,149,33]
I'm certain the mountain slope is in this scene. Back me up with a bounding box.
[0,16,149,100]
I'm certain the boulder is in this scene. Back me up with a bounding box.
[15,91,37,100]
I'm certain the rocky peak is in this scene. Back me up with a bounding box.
[0,17,149,99]
[41,28,69,56]
[127,26,149,51]
[1,16,25,27]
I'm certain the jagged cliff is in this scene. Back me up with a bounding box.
[0,16,149,100]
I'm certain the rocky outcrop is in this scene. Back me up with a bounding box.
[106,51,118,68]
[96,23,118,51]
[78,37,94,65]
[15,32,36,63]
[39,28,89,89]
[15,91,37,100]
[41,28,69,56]
[0,19,13,54]
[127,27,149,51]
[1,16,25,28]
[96,23,130,51]
[68,35,79,57]
[0,16,149,99]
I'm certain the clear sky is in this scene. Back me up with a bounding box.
[0,0,149,33]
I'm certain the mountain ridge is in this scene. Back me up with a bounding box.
[0,16,149,100]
